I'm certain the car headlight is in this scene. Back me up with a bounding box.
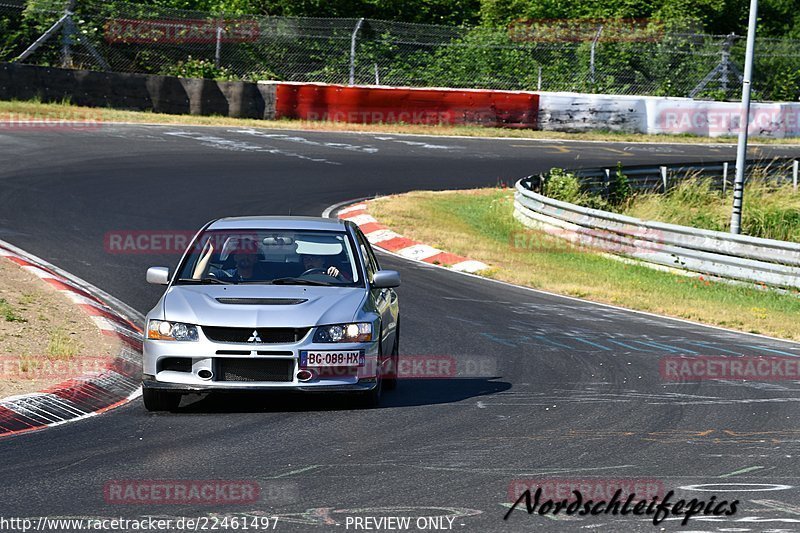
[313,322,373,343]
[147,320,199,341]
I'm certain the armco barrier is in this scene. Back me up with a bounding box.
[550,158,800,194]
[264,82,539,128]
[514,177,800,289]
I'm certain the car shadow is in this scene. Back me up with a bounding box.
[170,378,511,413]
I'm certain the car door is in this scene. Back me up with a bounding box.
[355,229,397,357]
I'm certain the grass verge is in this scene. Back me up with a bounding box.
[0,258,117,399]
[623,178,800,242]
[2,98,800,144]
[370,188,800,341]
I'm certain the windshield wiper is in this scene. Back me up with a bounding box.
[176,277,235,285]
[270,277,333,286]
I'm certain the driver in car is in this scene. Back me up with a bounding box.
[301,254,351,281]
[220,246,265,282]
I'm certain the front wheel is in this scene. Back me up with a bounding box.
[353,379,382,409]
[353,333,384,408]
[383,322,399,391]
[142,388,181,412]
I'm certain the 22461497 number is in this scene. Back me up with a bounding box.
[185,516,278,530]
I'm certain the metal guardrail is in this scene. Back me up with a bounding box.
[542,158,800,194]
[514,175,800,290]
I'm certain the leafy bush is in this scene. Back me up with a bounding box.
[543,168,583,203]
[160,57,238,80]
[542,168,612,210]
[608,161,633,207]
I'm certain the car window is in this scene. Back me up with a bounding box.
[360,230,381,271]
[355,231,376,282]
[173,230,362,286]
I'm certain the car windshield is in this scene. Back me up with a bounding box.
[174,230,361,286]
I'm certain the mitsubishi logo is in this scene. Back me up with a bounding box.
[247,330,262,343]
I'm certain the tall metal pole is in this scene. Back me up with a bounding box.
[349,18,364,86]
[730,0,759,234]
[60,0,76,68]
[589,25,603,88]
[215,25,223,69]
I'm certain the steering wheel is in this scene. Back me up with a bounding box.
[300,267,328,276]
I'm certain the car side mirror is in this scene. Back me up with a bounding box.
[372,270,400,289]
[146,266,170,285]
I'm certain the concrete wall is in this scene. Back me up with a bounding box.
[537,93,648,133]
[538,91,800,138]
[3,62,799,137]
[0,62,272,119]
[263,81,539,128]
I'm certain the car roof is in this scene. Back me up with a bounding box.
[207,216,348,232]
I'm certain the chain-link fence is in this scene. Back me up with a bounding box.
[2,0,800,101]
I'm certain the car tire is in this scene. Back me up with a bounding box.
[355,377,382,409]
[353,331,384,408]
[142,388,181,412]
[383,321,399,391]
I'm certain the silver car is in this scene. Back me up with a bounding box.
[141,216,400,411]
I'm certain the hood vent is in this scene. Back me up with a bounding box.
[215,298,307,305]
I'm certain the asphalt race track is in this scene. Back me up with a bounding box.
[2,125,800,532]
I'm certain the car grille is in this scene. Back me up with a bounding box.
[201,326,309,344]
[216,358,294,382]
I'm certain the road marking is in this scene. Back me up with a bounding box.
[596,146,633,157]
[232,128,379,153]
[720,466,764,478]
[480,333,518,347]
[373,136,466,150]
[606,339,640,351]
[268,465,321,478]
[535,144,573,153]
[745,345,800,357]
[685,340,741,355]
[751,499,800,515]
[572,337,612,351]
[648,340,698,354]
[534,335,573,349]
[680,483,793,492]
[633,340,681,353]
[164,131,340,165]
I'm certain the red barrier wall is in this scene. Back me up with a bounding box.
[273,83,538,129]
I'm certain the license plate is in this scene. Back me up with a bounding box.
[300,350,364,367]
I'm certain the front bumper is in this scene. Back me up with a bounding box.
[143,329,382,393]
[142,378,377,393]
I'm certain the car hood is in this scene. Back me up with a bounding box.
[161,285,367,327]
